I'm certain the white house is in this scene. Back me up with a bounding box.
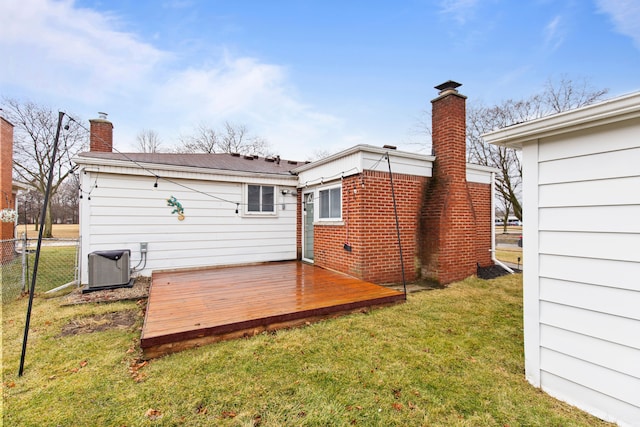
[74,82,498,287]
[484,91,640,427]
[74,151,301,282]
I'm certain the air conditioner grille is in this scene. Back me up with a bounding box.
[88,249,131,290]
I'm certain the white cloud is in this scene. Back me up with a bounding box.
[596,0,640,49]
[152,54,343,158]
[159,54,298,121]
[544,15,565,50]
[439,0,479,25]
[0,0,167,103]
[0,0,345,159]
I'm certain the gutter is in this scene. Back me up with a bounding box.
[490,171,514,274]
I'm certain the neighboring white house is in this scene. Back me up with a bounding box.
[484,91,640,427]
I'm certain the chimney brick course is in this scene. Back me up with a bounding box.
[89,114,113,152]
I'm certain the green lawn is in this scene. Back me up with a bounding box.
[2,246,77,303]
[2,274,612,426]
[495,248,523,266]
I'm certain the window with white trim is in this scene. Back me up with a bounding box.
[319,185,341,219]
[247,184,275,213]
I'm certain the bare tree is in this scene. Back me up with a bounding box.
[2,98,86,237]
[177,123,219,154]
[544,76,609,114]
[467,77,608,225]
[467,102,524,229]
[176,121,270,156]
[136,129,162,153]
[219,122,269,155]
[306,148,335,162]
[17,189,43,228]
[51,178,79,224]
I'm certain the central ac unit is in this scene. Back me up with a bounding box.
[86,249,132,292]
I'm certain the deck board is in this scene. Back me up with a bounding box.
[141,262,405,358]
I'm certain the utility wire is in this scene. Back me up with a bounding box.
[73,116,376,208]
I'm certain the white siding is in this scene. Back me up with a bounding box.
[363,150,433,177]
[521,141,541,387]
[526,115,640,426]
[297,151,362,187]
[466,168,492,184]
[296,148,437,187]
[79,171,297,283]
[539,146,640,184]
[540,371,640,426]
[486,95,640,426]
[539,176,640,207]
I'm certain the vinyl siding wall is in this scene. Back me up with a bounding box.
[526,118,640,426]
[79,169,297,283]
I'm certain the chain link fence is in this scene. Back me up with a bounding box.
[1,235,79,303]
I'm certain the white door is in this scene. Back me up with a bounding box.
[302,192,314,262]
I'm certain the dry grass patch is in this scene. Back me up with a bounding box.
[495,248,523,265]
[16,223,79,239]
[57,310,139,337]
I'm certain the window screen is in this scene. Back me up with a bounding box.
[319,186,341,219]
[247,185,275,213]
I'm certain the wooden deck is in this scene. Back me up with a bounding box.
[141,262,405,358]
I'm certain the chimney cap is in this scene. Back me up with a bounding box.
[434,80,462,94]
[97,112,108,120]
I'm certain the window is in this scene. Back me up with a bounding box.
[247,185,275,213]
[319,186,341,219]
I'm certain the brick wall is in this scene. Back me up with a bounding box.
[89,117,113,152]
[1,117,15,262]
[468,182,493,268]
[300,166,493,285]
[313,171,427,284]
[298,82,495,286]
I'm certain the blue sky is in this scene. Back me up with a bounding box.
[1,0,639,160]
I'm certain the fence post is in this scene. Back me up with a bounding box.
[21,232,27,293]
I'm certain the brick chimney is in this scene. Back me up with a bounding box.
[89,112,113,152]
[431,81,467,182]
[420,80,478,284]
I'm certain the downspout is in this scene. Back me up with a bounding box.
[491,171,514,274]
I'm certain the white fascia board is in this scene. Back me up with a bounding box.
[483,91,640,149]
[12,181,32,191]
[466,163,499,174]
[291,144,435,174]
[466,163,498,184]
[73,156,298,185]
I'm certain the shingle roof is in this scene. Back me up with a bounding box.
[77,152,304,176]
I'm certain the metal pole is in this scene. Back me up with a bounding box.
[21,232,26,292]
[19,111,64,376]
[386,154,407,297]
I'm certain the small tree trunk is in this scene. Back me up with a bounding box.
[43,202,53,238]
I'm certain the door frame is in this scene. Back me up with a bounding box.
[302,191,314,263]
